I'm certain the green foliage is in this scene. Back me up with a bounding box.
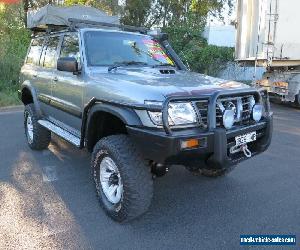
[163,22,234,76]
[0,90,21,107]
[182,45,234,76]
[137,0,233,28]
[120,0,152,27]
[64,0,87,6]
[163,22,206,53]
[64,0,120,15]
[0,3,30,105]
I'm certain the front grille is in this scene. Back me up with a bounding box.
[194,95,256,129]
[216,95,254,128]
[195,99,209,128]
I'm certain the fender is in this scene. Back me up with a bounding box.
[80,99,143,148]
[20,81,43,117]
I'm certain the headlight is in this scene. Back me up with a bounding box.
[252,104,263,122]
[168,102,197,126]
[146,101,197,126]
[223,109,235,129]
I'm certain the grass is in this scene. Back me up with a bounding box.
[0,89,21,107]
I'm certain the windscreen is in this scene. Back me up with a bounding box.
[84,31,175,67]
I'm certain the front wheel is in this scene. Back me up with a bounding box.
[91,135,153,223]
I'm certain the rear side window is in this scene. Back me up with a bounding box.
[60,34,80,64]
[26,38,44,65]
[43,36,60,69]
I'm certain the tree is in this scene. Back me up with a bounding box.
[120,0,233,28]
[120,0,151,27]
[23,0,28,25]
[0,2,30,94]
[64,0,120,15]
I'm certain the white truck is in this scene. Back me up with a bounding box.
[235,0,300,106]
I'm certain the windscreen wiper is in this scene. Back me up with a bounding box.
[108,61,148,72]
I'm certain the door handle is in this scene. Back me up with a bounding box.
[53,77,58,82]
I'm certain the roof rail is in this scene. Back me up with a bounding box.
[68,18,148,34]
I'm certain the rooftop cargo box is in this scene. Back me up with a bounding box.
[235,0,300,67]
[27,4,119,30]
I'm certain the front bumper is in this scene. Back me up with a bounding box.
[127,114,273,169]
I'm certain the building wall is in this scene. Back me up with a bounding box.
[218,62,265,82]
[203,25,236,47]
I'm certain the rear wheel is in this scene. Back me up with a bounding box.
[24,104,51,150]
[91,135,153,222]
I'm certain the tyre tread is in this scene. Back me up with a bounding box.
[91,135,153,222]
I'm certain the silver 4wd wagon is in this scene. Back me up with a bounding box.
[19,5,273,222]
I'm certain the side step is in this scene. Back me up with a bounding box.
[38,120,81,147]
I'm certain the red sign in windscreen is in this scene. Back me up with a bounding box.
[0,0,21,3]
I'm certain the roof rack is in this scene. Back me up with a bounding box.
[68,18,148,34]
[31,25,69,37]
[31,20,148,37]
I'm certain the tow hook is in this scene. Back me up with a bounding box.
[230,144,252,158]
[242,144,252,158]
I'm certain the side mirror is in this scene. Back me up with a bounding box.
[57,57,78,73]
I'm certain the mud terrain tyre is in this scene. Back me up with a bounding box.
[91,135,153,223]
[24,104,51,150]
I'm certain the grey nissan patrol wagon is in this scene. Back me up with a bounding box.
[19,5,273,222]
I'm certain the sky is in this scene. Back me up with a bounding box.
[208,0,237,26]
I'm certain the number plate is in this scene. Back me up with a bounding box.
[235,131,257,146]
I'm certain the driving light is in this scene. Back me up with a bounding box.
[223,109,235,129]
[252,104,263,122]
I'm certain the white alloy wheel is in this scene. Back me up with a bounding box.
[26,114,34,142]
[99,156,123,204]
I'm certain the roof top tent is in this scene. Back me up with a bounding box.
[27,4,120,31]
[26,4,152,35]
[235,0,300,67]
